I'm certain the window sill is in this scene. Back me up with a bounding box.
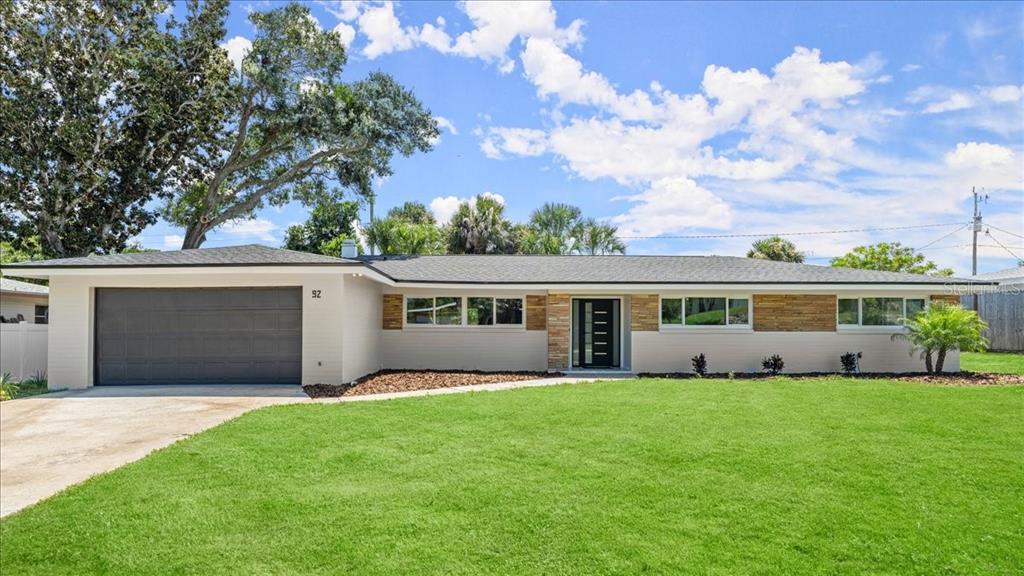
[837,325,907,334]
[402,325,526,332]
[659,325,753,333]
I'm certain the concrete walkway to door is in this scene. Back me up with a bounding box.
[0,385,308,517]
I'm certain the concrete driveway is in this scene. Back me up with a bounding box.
[0,385,308,517]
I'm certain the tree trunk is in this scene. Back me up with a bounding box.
[924,350,933,373]
[935,348,947,373]
[181,223,209,250]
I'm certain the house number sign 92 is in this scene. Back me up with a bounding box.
[311,289,322,299]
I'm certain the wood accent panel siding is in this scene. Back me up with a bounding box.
[526,295,547,330]
[382,294,403,330]
[547,294,570,370]
[753,294,837,332]
[930,294,961,306]
[630,294,660,332]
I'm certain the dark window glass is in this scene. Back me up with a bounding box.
[661,298,683,324]
[435,297,462,325]
[34,305,49,325]
[838,299,859,325]
[406,298,434,324]
[685,297,726,325]
[496,298,523,324]
[905,299,926,320]
[862,298,903,326]
[468,297,493,325]
[728,298,749,325]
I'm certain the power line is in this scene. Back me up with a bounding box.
[985,223,1024,240]
[986,229,1022,262]
[618,221,966,240]
[915,222,970,251]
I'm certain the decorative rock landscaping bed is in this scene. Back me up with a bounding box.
[304,370,559,398]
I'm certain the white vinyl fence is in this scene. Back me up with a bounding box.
[1,324,47,381]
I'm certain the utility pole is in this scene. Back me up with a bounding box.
[970,187,984,311]
[368,193,376,256]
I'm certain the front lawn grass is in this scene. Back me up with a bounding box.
[2,378,1022,575]
[961,351,1024,374]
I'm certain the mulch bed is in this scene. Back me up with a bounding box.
[638,371,1024,386]
[304,369,559,398]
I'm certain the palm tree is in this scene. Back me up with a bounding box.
[363,217,403,255]
[527,202,582,255]
[891,302,988,372]
[447,195,514,254]
[747,235,805,263]
[576,218,626,255]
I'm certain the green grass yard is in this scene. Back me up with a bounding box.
[2,378,1022,575]
[961,351,1024,374]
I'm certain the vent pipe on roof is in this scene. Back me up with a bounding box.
[340,238,358,259]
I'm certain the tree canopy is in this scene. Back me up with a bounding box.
[282,196,360,255]
[161,3,438,249]
[746,236,805,263]
[831,242,954,276]
[1,0,214,257]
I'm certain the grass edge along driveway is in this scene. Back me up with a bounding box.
[2,377,1022,576]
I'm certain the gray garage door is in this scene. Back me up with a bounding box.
[95,287,302,385]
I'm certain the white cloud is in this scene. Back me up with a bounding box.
[221,36,252,70]
[520,38,658,120]
[944,142,1015,169]
[163,235,183,250]
[480,127,548,159]
[332,22,356,47]
[435,116,458,135]
[221,218,279,242]
[429,192,505,224]
[449,1,583,72]
[358,2,418,58]
[965,19,999,44]
[900,64,922,72]
[986,84,1024,103]
[924,93,975,114]
[321,0,363,21]
[610,177,732,238]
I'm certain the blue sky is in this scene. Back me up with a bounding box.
[141,0,1024,275]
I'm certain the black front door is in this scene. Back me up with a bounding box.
[574,298,619,369]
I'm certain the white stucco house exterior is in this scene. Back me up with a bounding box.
[0,244,982,390]
[1,277,49,324]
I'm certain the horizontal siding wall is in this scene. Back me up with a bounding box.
[0,294,46,324]
[632,331,956,374]
[382,330,547,372]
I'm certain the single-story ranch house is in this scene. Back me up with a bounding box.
[1,244,982,389]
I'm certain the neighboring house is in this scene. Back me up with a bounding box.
[966,266,1023,352]
[1,244,986,390]
[0,277,48,324]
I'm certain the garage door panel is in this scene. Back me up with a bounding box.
[95,288,302,385]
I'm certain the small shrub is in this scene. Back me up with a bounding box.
[0,372,17,402]
[762,354,784,375]
[840,352,862,374]
[691,353,707,377]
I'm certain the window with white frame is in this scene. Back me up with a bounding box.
[468,297,523,325]
[406,297,462,325]
[661,297,750,327]
[837,297,927,326]
[406,296,524,326]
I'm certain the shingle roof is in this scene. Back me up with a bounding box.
[971,266,1024,285]
[2,244,357,269]
[0,244,986,285]
[360,254,981,285]
[0,277,49,295]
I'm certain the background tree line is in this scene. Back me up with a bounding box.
[284,196,627,256]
